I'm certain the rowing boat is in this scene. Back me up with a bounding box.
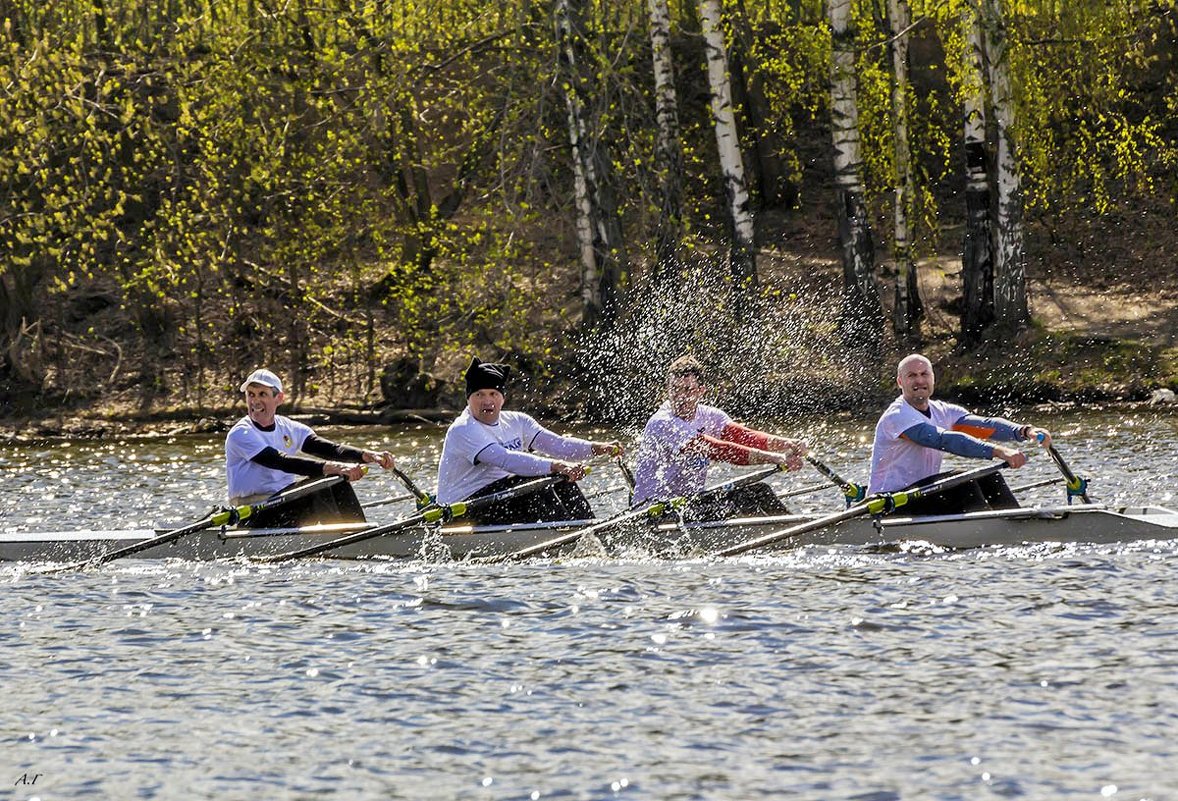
[5,502,1178,563]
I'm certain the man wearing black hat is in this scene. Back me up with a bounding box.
[435,357,623,524]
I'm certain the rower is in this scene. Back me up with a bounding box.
[434,356,623,525]
[224,369,396,528]
[868,353,1052,516]
[631,354,807,521]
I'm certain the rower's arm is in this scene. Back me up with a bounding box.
[251,446,331,477]
[951,415,1025,443]
[901,422,995,459]
[301,433,367,462]
[530,429,594,461]
[475,442,555,476]
[686,434,774,466]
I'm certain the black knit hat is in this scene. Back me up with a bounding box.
[464,356,511,396]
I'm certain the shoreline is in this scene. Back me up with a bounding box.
[4,386,1175,444]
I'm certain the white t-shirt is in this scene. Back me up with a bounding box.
[632,401,732,503]
[225,414,315,502]
[868,396,970,493]
[436,409,553,503]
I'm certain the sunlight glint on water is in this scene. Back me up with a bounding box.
[2,408,1178,799]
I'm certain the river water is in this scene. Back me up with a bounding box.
[3,407,1178,800]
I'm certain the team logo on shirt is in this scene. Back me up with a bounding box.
[283,435,293,449]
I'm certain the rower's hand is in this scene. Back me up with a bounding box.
[764,449,803,470]
[591,440,624,458]
[362,450,396,470]
[1025,427,1052,448]
[782,439,809,459]
[993,446,1027,469]
[551,461,589,481]
[325,462,368,481]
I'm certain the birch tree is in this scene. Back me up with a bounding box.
[648,0,686,279]
[887,0,922,344]
[959,6,994,346]
[554,0,629,327]
[698,0,758,290]
[729,0,797,210]
[979,0,1028,331]
[827,0,882,355]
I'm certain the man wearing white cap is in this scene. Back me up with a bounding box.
[225,368,396,527]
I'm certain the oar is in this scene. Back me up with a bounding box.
[50,475,346,572]
[1045,444,1092,504]
[616,457,635,504]
[805,454,867,506]
[392,467,435,509]
[1009,476,1063,494]
[778,481,834,501]
[257,475,566,563]
[481,495,688,564]
[361,492,414,510]
[714,461,1007,557]
[487,463,785,564]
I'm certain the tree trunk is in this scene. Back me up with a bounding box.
[960,8,994,347]
[827,0,882,356]
[887,0,922,345]
[555,0,628,327]
[729,0,797,210]
[698,0,757,291]
[647,0,686,279]
[980,0,1028,332]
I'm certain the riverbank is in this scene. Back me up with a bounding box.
[3,202,1177,442]
[3,268,1177,441]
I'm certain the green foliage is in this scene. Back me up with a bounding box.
[0,0,1174,411]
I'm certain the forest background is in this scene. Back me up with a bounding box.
[1,0,1176,436]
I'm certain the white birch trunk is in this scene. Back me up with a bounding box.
[568,116,600,314]
[887,0,921,343]
[960,7,994,344]
[980,0,1028,330]
[827,0,881,354]
[698,0,757,288]
[648,0,685,274]
[554,0,627,326]
[554,0,600,315]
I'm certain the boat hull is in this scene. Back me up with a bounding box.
[5,504,1178,563]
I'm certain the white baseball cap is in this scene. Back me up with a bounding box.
[239,368,283,393]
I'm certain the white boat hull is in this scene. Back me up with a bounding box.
[5,504,1178,563]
